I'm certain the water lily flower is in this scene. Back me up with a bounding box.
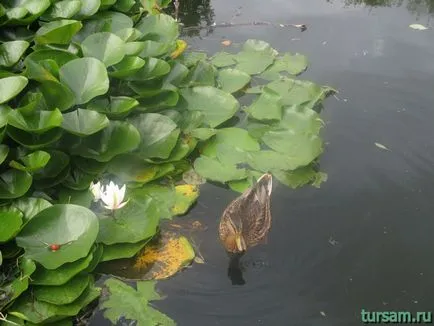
[100,181,129,211]
[90,181,102,202]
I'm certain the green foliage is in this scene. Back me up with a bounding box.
[0,0,334,325]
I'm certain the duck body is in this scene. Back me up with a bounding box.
[219,173,273,253]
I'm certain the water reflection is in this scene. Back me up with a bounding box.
[169,0,215,36]
[227,253,246,285]
[328,0,434,16]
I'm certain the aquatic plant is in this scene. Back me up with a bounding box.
[0,0,334,324]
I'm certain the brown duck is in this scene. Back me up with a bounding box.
[219,173,273,253]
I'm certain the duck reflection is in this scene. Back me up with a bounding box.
[227,253,246,285]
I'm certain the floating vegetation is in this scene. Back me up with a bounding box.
[0,0,334,324]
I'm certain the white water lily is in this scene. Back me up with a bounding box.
[90,181,102,202]
[100,181,129,210]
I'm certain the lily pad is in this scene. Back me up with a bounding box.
[7,108,63,133]
[59,57,109,105]
[0,169,32,199]
[0,207,23,242]
[12,197,52,224]
[61,108,109,136]
[16,204,99,269]
[31,253,94,286]
[245,87,282,121]
[35,19,82,44]
[41,0,82,20]
[9,284,101,324]
[33,274,90,305]
[100,240,149,262]
[273,166,328,189]
[101,278,175,326]
[172,184,199,215]
[0,40,30,67]
[81,32,126,67]
[218,68,251,93]
[194,156,247,183]
[180,86,239,128]
[9,151,51,173]
[260,53,308,80]
[97,194,160,245]
[0,76,28,104]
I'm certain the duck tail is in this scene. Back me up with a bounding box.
[257,173,273,197]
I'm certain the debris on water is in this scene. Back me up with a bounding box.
[322,41,327,45]
[375,142,390,151]
[279,24,285,27]
[409,24,428,30]
[221,40,232,46]
[328,237,339,246]
[290,38,301,41]
[194,256,205,264]
[320,311,327,317]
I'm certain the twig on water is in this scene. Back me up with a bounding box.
[174,0,180,21]
[180,20,307,33]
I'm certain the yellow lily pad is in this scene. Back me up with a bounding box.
[171,184,199,215]
[170,40,187,59]
[134,232,195,280]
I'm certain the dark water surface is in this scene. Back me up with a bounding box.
[93,1,434,325]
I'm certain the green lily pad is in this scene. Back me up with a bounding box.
[245,87,282,121]
[273,166,327,189]
[182,60,216,87]
[260,53,308,80]
[97,194,160,245]
[0,41,30,67]
[100,240,149,262]
[25,49,78,68]
[180,86,239,128]
[33,274,90,305]
[9,284,101,324]
[0,169,32,199]
[11,197,52,224]
[7,108,63,133]
[35,19,82,44]
[0,105,11,129]
[81,32,126,67]
[128,113,179,160]
[0,76,28,104]
[61,108,109,136]
[39,80,76,111]
[74,0,100,18]
[211,52,236,68]
[234,39,277,75]
[41,0,82,20]
[218,68,251,93]
[194,156,247,183]
[0,144,9,164]
[135,13,178,45]
[58,187,93,208]
[125,58,171,81]
[31,253,94,286]
[59,57,109,105]
[72,121,140,162]
[61,167,96,191]
[87,96,139,118]
[108,56,146,78]
[16,204,99,269]
[0,207,23,242]
[101,278,175,326]
[9,150,51,172]
[7,127,63,150]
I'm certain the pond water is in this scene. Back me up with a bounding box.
[92,0,434,325]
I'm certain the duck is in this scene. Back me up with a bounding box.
[219,173,273,253]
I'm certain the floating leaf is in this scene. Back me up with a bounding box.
[61,108,109,136]
[33,274,90,305]
[245,87,282,121]
[0,41,30,67]
[273,165,327,189]
[9,284,101,324]
[0,144,9,164]
[211,52,236,68]
[194,156,247,182]
[59,57,109,105]
[260,53,308,80]
[81,32,126,66]
[100,240,149,262]
[180,86,239,128]
[31,253,94,286]
[0,169,32,199]
[182,169,206,185]
[16,204,99,269]
[35,20,82,44]
[135,13,179,45]
[87,96,139,118]
[101,278,175,325]
[0,207,23,242]
[172,185,199,215]
[8,108,63,133]
[218,68,251,93]
[9,151,51,172]
[109,56,146,78]
[0,76,28,104]
[12,197,52,224]
[42,0,82,19]
[234,39,277,75]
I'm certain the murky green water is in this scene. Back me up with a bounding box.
[92,1,434,325]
